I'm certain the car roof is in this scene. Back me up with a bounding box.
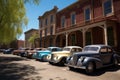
[64,46,82,49]
[48,47,61,49]
[85,44,112,48]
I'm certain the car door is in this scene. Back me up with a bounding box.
[100,47,113,65]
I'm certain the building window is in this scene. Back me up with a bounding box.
[71,12,76,26]
[40,31,42,38]
[61,16,66,27]
[45,18,48,26]
[50,26,53,35]
[45,28,47,36]
[39,20,41,28]
[86,32,92,45]
[49,38,53,46]
[71,34,76,46]
[103,0,112,16]
[50,15,54,23]
[85,7,91,21]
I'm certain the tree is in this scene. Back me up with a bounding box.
[0,0,40,44]
[28,33,39,48]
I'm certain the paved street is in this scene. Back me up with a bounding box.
[0,53,120,80]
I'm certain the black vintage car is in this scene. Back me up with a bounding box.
[66,45,120,74]
[3,48,14,54]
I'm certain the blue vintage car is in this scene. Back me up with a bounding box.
[34,47,62,61]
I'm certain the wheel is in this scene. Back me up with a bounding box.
[58,58,66,66]
[49,62,54,65]
[69,66,74,70]
[114,58,118,67]
[42,55,47,62]
[85,62,95,74]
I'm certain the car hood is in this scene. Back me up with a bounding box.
[52,51,71,56]
[27,50,36,53]
[74,52,99,57]
[37,50,51,53]
[13,50,25,52]
[37,50,51,55]
[52,51,70,54]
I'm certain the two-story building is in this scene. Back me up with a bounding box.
[55,0,120,51]
[38,6,58,48]
[24,29,39,48]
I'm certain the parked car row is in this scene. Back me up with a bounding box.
[12,48,44,58]
[1,44,120,74]
[48,46,82,65]
[2,48,14,54]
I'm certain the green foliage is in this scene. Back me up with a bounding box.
[0,0,39,44]
[28,33,39,44]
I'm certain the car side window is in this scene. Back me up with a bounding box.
[71,48,82,53]
[71,48,75,52]
[52,48,57,52]
[76,48,82,52]
[100,47,107,54]
[108,48,113,53]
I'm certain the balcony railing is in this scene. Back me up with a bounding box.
[56,15,116,33]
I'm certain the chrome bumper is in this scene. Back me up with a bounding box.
[65,63,86,69]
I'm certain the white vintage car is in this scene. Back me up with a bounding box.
[48,46,82,65]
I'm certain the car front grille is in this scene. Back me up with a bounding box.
[51,54,54,61]
[73,55,79,65]
[36,52,40,57]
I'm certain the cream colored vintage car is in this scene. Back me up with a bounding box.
[48,46,82,65]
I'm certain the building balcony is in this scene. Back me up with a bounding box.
[56,16,117,33]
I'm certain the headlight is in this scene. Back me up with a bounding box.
[29,53,32,55]
[54,56,59,60]
[34,53,36,55]
[80,56,85,62]
[47,55,51,59]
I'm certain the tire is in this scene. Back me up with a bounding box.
[49,62,54,65]
[58,58,66,66]
[85,62,95,74]
[69,66,74,70]
[42,55,47,62]
[114,58,118,67]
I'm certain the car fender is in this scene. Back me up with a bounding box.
[55,56,67,63]
[82,57,103,69]
[66,56,72,63]
[113,54,120,63]
[60,56,67,62]
[41,54,48,58]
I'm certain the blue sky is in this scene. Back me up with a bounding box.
[19,0,77,40]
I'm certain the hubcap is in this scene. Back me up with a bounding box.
[115,59,118,65]
[86,62,94,73]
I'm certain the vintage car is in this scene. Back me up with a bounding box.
[34,47,62,61]
[48,46,82,65]
[66,45,120,74]
[12,48,26,55]
[19,48,30,57]
[3,48,14,54]
[0,49,5,53]
[26,48,43,58]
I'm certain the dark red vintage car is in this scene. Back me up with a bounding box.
[26,48,43,58]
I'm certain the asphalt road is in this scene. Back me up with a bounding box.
[0,53,120,80]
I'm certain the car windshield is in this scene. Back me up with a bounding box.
[63,48,71,51]
[83,47,99,52]
[47,48,62,52]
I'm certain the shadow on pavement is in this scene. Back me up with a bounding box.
[0,55,42,80]
[69,65,120,76]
